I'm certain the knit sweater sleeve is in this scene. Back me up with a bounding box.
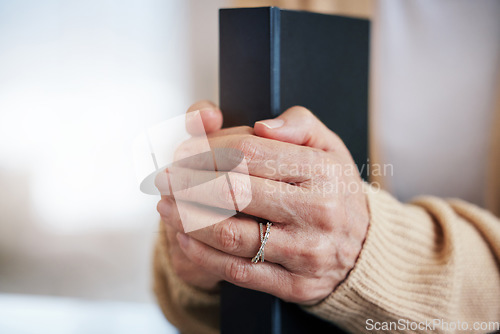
[303,184,500,333]
[153,184,500,334]
[153,220,220,334]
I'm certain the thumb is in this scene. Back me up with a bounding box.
[254,106,342,152]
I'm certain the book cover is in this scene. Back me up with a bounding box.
[219,7,369,333]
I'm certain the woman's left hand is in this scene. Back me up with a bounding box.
[156,105,369,306]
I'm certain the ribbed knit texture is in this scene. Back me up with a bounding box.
[153,184,500,334]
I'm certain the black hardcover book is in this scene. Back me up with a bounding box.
[219,7,370,334]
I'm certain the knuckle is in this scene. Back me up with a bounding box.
[174,141,197,163]
[186,243,205,265]
[335,240,359,272]
[291,105,313,117]
[319,200,335,218]
[157,200,173,217]
[156,200,165,215]
[288,106,324,134]
[174,138,207,163]
[173,146,189,162]
[228,174,252,207]
[289,106,315,124]
[214,177,235,208]
[235,135,260,165]
[225,260,250,283]
[300,245,316,262]
[157,201,183,230]
[302,248,323,273]
[170,171,192,196]
[280,243,298,259]
[218,221,241,253]
[277,246,298,268]
[296,238,330,274]
[312,200,336,231]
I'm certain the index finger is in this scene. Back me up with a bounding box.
[176,134,322,183]
[185,100,223,135]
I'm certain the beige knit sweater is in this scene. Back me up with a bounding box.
[153,184,500,334]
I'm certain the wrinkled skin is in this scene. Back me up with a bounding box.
[157,100,369,305]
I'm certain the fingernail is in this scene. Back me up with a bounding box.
[256,119,284,129]
[186,109,200,121]
[177,232,190,248]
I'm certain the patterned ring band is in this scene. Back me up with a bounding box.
[251,222,272,263]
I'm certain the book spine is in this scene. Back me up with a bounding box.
[219,7,273,128]
[270,7,281,117]
[269,10,282,324]
[219,8,279,334]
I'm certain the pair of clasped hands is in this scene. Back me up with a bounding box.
[156,100,369,306]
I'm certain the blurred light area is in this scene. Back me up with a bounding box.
[0,0,191,232]
[0,293,178,334]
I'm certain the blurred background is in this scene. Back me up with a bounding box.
[0,0,229,332]
[0,0,498,333]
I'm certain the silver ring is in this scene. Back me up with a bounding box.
[251,222,272,263]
